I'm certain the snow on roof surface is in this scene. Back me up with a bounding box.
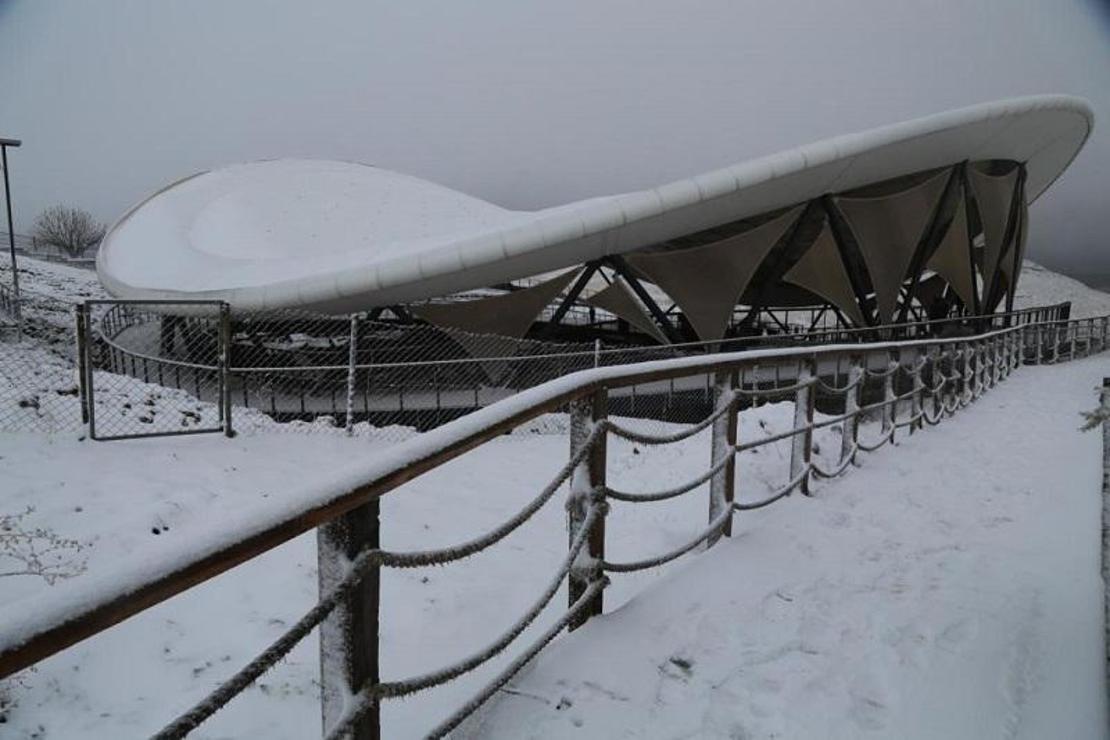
[98,95,1093,313]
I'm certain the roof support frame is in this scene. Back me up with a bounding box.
[820,195,877,326]
[895,167,962,324]
[545,261,601,330]
[956,163,983,316]
[604,255,686,344]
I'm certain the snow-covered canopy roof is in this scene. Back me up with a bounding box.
[97,95,1092,316]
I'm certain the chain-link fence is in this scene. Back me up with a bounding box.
[0,290,1074,442]
[0,284,84,433]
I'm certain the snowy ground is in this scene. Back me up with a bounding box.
[0,400,839,738]
[2,356,1108,738]
[475,357,1110,740]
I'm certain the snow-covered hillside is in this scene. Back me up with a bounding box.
[1012,260,1110,319]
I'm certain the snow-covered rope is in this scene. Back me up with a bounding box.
[419,577,610,740]
[376,427,604,569]
[857,426,896,452]
[151,431,611,737]
[893,411,924,430]
[813,373,863,395]
[811,445,858,479]
[605,451,734,503]
[733,467,810,509]
[331,503,603,731]
[863,362,900,379]
[602,506,735,573]
[604,392,737,445]
[152,546,382,739]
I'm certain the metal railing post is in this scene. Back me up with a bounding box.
[218,303,233,437]
[789,358,815,495]
[318,500,380,740]
[841,356,863,463]
[708,370,738,546]
[568,388,607,630]
[345,313,359,436]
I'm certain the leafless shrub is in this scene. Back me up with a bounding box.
[32,204,105,258]
[0,507,86,584]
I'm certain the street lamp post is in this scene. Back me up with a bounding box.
[1,137,22,338]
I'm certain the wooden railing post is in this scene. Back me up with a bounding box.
[841,355,863,463]
[881,352,897,439]
[790,357,815,495]
[708,370,738,546]
[568,388,607,630]
[318,500,380,740]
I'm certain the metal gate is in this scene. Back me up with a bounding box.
[78,300,232,441]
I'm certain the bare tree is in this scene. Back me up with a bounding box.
[32,204,105,258]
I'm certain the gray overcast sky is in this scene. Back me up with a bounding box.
[1,0,1107,278]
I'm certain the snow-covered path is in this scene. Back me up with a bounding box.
[474,357,1110,740]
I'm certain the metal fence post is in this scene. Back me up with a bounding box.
[318,500,380,740]
[840,355,863,464]
[708,370,738,546]
[568,388,607,630]
[75,303,90,427]
[789,358,815,495]
[218,303,233,437]
[346,313,359,435]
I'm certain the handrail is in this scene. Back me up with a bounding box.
[1,312,1103,738]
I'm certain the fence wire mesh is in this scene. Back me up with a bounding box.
[0,287,1079,443]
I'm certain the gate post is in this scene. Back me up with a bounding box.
[217,303,233,437]
[789,357,815,495]
[708,369,738,546]
[318,501,380,740]
[75,303,91,427]
[840,355,863,463]
[568,388,607,630]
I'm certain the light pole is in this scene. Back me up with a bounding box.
[1,137,22,338]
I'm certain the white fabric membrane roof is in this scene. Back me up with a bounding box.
[98,95,1092,316]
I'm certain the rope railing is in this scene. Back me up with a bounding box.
[7,312,1103,739]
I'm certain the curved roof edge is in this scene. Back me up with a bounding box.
[98,94,1093,313]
